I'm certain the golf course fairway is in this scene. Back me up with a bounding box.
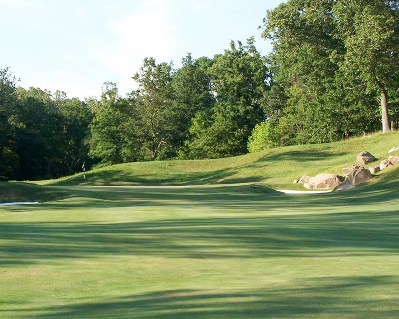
[1,133,399,318]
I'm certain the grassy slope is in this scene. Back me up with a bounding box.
[40,132,399,190]
[0,133,399,318]
[0,182,71,203]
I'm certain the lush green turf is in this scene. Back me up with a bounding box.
[41,132,399,190]
[1,133,399,318]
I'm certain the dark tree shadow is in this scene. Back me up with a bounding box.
[11,276,399,318]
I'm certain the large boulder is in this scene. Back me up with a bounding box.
[304,173,343,190]
[347,167,372,186]
[356,151,377,166]
[334,167,372,191]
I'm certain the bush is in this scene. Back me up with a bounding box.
[247,121,277,153]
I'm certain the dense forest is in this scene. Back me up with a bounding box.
[1,0,399,181]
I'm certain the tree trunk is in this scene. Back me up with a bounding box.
[381,90,390,133]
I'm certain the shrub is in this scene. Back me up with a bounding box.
[247,121,277,153]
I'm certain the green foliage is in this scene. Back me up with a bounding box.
[88,82,135,165]
[132,58,177,160]
[247,120,277,153]
[0,67,19,180]
[172,54,215,155]
[334,0,399,132]
[0,67,94,180]
[184,39,269,159]
[262,0,398,143]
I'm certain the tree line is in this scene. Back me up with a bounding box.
[1,0,398,181]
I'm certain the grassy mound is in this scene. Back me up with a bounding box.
[2,132,398,203]
[44,132,399,189]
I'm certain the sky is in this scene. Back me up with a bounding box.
[0,0,285,99]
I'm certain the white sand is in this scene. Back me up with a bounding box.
[0,202,40,206]
[277,190,332,194]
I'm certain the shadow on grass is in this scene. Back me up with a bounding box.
[1,171,398,266]
[0,182,72,203]
[52,166,266,187]
[15,276,399,318]
[51,149,343,187]
[254,148,344,164]
[1,207,398,265]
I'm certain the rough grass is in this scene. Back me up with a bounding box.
[0,133,399,318]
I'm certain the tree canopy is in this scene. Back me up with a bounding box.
[261,0,399,143]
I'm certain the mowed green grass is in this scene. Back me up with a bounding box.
[1,133,399,318]
[42,132,399,190]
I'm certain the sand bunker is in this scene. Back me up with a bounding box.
[277,190,332,194]
[0,202,40,206]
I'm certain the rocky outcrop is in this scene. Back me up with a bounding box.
[334,167,372,191]
[356,151,377,166]
[304,173,343,190]
[347,167,372,186]
[295,147,398,192]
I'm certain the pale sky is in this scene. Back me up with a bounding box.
[0,0,284,99]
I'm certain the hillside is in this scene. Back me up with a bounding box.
[2,132,399,204]
[42,132,399,190]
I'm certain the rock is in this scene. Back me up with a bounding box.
[342,165,360,177]
[293,178,300,184]
[356,151,377,166]
[388,146,399,153]
[388,155,399,165]
[304,173,343,190]
[369,166,380,174]
[347,167,372,186]
[299,175,310,184]
[334,167,372,191]
[380,159,392,170]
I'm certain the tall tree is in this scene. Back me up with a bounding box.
[88,82,134,165]
[333,0,399,133]
[0,67,19,180]
[14,87,67,179]
[261,0,385,146]
[172,54,215,156]
[132,58,176,160]
[54,91,94,173]
[186,39,269,158]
